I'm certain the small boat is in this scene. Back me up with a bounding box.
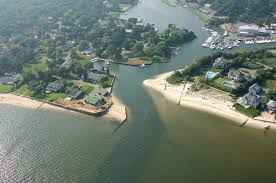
[139,64,146,68]
[137,18,143,23]
[123,12,127,15]
[105,60,110,65]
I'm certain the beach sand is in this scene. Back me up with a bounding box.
[143,71,276,130]
[0,93,127,123]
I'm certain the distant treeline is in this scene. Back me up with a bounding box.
[197,0,276,25]
[0,0,138,37]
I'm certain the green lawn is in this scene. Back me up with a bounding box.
[210,77,233,93]
[44,93,67,101]
[234,103,261,117]
[0,84,13,93]
[262,58,276,67]
[81,85,94,95]
[188,5,211,23]
[15,85,34,96]
[265,80,276,90]
[33,91,67,102]
[23,56,48,73]
[161,0,177,7]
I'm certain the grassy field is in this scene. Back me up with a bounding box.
[265,80,276,90]
[187,5,211,23]
[23,56,48,73]
[0,84,13,93]
[15,85,34,96]
[81,85,94,95]
[210,77,233,93]
[261,58,276,67]
[234,103,261,117]
[161,0,177,7]
[127,57,152,65]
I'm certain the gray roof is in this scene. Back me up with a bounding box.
[267,100,276,108]
[91,88,109,96]
[0,77,16,84]
[228,70,244,78]
[249,83,262,94]
[87,72,107,82]
[244,93,260,104]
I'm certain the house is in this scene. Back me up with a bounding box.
[212,57,229,69]
[91,88,109,97]
[81,48,94,55]
[267,100,276,113]
[228,70,244,82]
[46,81,64,94]
[85,96,106,106]
[0,77,16,85]
[67,88,83,100]
[237,93,261,109]
[87,72,108,82]
[248,83,263,96]
[121,49,135,60]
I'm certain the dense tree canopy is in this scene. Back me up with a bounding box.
[199,0,276,24]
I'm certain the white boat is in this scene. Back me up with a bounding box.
[137,18,143,23]
[105,60,110,64]
[139,64,146,68]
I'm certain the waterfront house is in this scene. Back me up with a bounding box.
[212,57,229,69]
[91,88,109,97]
[87,72,108,82]
[228,70,244,82]
[46,81,64,94]
[85,96,106,106]
[248,83,263,96]
[0,77,16,85]
[121,49,135,60]
[67,88,83,100]
[237,93,261,109]
[267,100,276,113]
[81,48,94,55]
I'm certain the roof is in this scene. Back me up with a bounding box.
[244,93,260,103]
[46,81,64,91]
[87,72,107,82]
[267,100,276,108]
[68,89,83,99]
[85,96,104,105]
[249,83,262,93]
[228,70,243,78]
[91,88,109,96]
[0,77,16,84]
[215,57,228,64]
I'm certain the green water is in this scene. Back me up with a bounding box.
[1,0,276,182]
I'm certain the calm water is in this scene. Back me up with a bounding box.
[1,0,276,182]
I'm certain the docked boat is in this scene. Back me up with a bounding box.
[139,64,146,68]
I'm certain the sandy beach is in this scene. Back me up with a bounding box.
[143,71,276,130]
[0,93,127,123]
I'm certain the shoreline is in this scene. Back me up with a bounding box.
[0,93,127,123]
[143,71,276,130]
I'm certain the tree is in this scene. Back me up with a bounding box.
[78,40,89,51]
